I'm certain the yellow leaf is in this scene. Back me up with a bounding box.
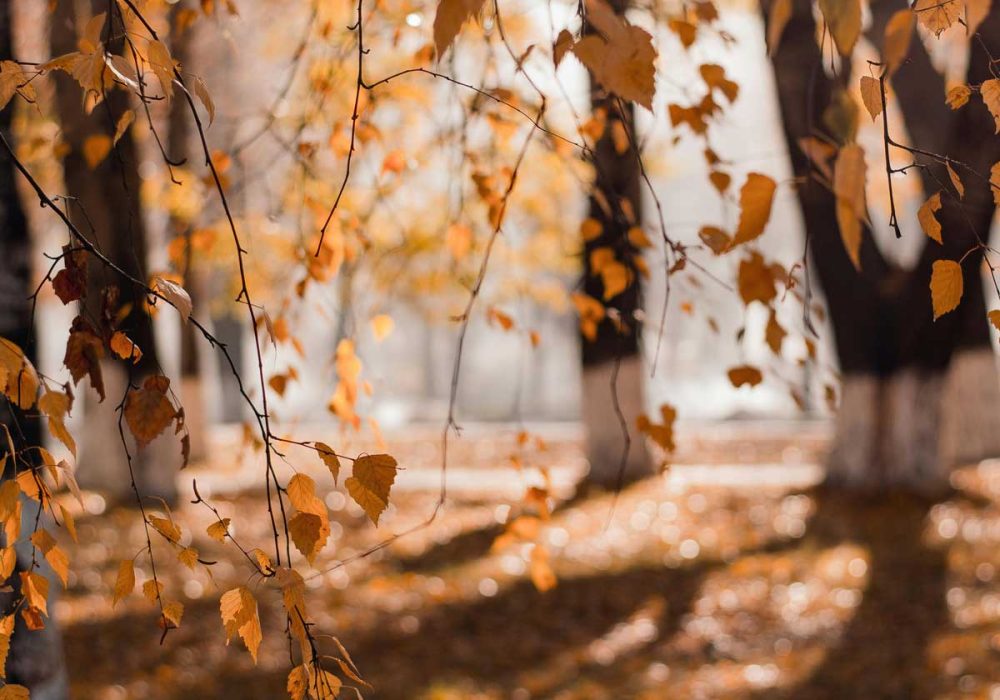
[82,134,111,169]
[0,548,14,582]
[109,331,142,364]
[570,0,657,109]
[162,599,184,628]
[288,511,328,564]
[207,518,230,543]
[220,586,262,664]
[947,85,971,110]
[192,75,215,124]
[30,529,69,587]
[818,0,861,55]
[433,0,486,58]
[947,162,964,198]
[0,684,29,699]
[728,365,763,388]
[147,40,176,99]
[152,276,193,323]
[834,144,867,270]
[730,173,776,247]
[113,110,134,145]
[142,578,163,603]
[0,337,39,410]
[20,571,49,616]
[345,453,398,526]
[930,259,963,320]
[38,389,75,456]
[988,309,1000,331]
[636,403,677,453]
[148,514,181,544]
[918,191,943,243]
[859,76,882,121]
[914,0,960,35]
[882,9,914,75]
[315,442,341,484]
[370,314,394,342]
[0,615,13,680]
[287,473,322,515]
[966,0,992,35]
[177,547,199,569]
[124,375,177,447]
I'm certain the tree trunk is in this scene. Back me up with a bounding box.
[0,2,70,695]
[50,1,178,504]
[579,0,653,488]
[765,0,1000,494]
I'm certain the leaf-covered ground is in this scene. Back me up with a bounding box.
[55,423,1000,698]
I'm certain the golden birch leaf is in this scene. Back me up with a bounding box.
[966,0,992,35]
[0,684,29,699]
[315,442,341,484]
[930,259,963,320]
[109,331,142,364]
[192,75,215,124]
[0,548,14,582]
[982,79,1000,132]
[219,586,262,664]
[112,110,134,145]
[286,473,318,513]
[914,0,960,35]
[20,571,49,617]
[947,162,964,198]
[728,365,764,388]
[730,173,777,247]
[882,9,914,75]
[148,515,182,544]
[82,134,111,169]
[988,309,1000,331]
[918,191,943,243]
[30,529,68,587]
[207,519,230,543]
[152,276,193,323]
[433,0,486,58]
[818,0,862,55]
[345,454,398,526]
[834,144,867,269]
[0,338,41,411]
[860,76,882,120]
[0,615,13,680]
[288,512,327,564]
[147,40,176,99]
[124,376,177,447]
[947,85,971,109]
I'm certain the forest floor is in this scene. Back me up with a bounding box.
[53,421,1000,699]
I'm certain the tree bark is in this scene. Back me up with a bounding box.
[579,0,653,488]
[50,1,178,503]
[765,0,1000,493]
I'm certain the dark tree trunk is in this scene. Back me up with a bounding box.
[0,2,69,696]
[579,0,652,488]
[50,1,178,503]
[765,0,1000,493]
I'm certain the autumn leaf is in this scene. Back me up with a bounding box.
[206,519,230,543]
[192,75,216,124]
[729,173,776,248]
[110,331,143,364]
[345,453,398,526]
[113,110,134,145]
[147,40,177,100]
[289,512,328,564]
[966,0,992,35]
[315,442,341,484]
[20,570,49,617]
[818,0,861,55]
[0,338,39,410]
[152,276,193,323]
[728,365,763,388]
[0,684,29,699]
[570,0,657,110]
[553,29,574,67]
[859,76,882,121]
[918,191,943,243]
[124,375,177,447]
[930,259,963,320]
[83,134,111,169]
[982,79,1000,133]
[220,586,262,664]
[882,9,914,75]
[433,0,486,58]
[0,615,12,680]
[30,529,69,587]
[64,317,105,400]
[834,144,867,269]
[112,561,135,607]
[913,0,960,36]
[947,85,971,109]
[637,403,677,454]
[946,162,964,198]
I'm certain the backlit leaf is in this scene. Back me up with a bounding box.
[930,259,963,320]
[345,453,398,526]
